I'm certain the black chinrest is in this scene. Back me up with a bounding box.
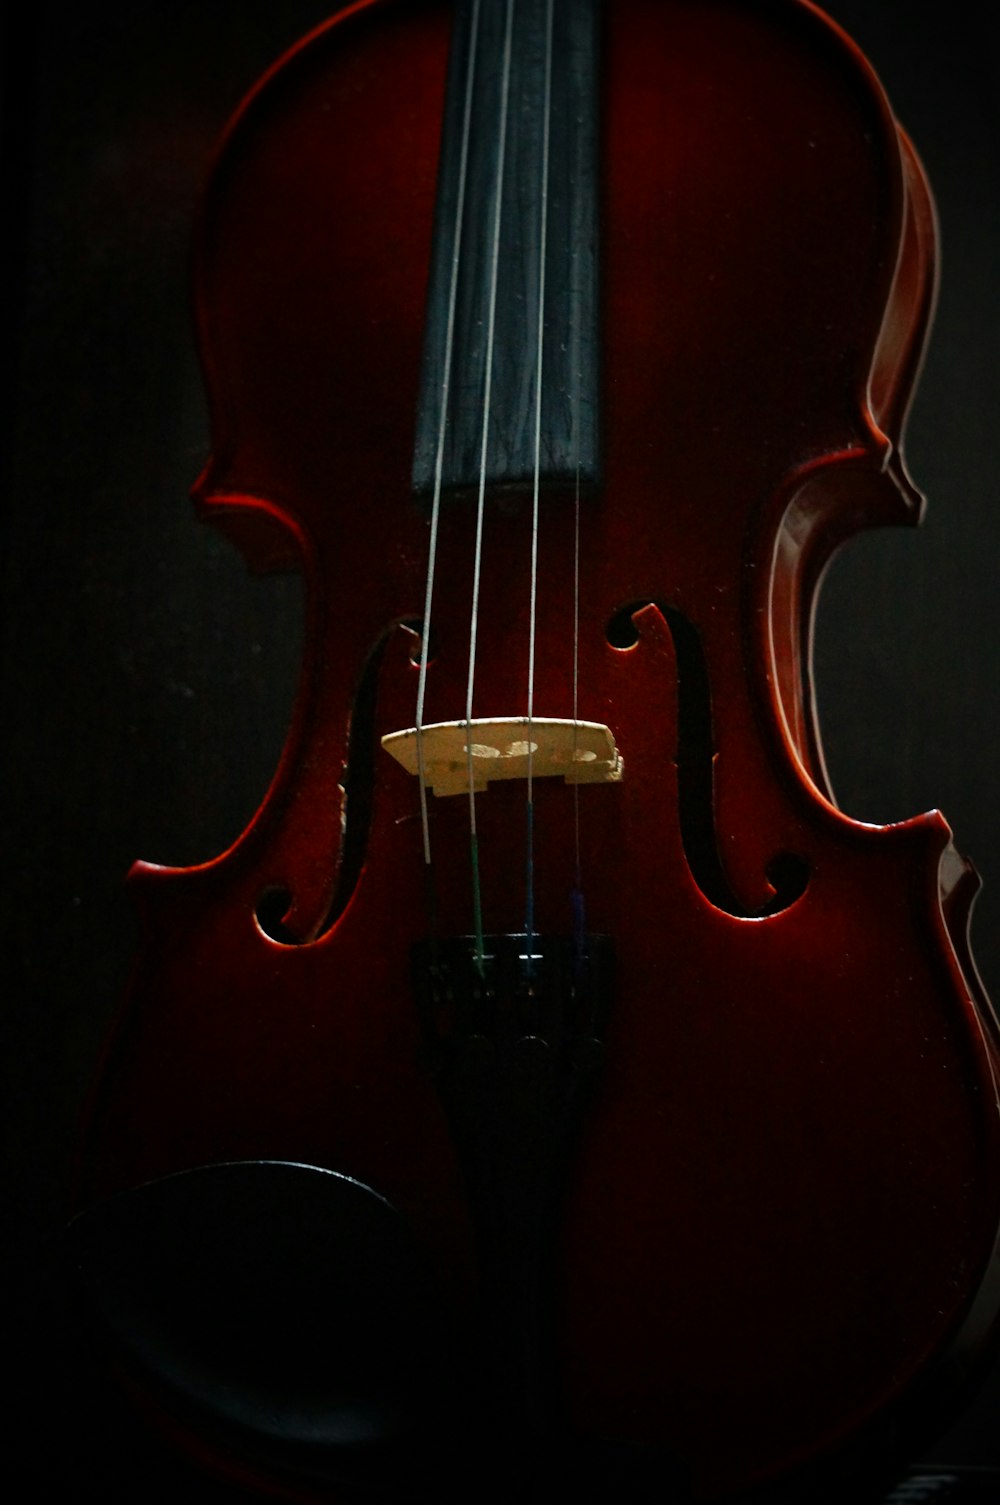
[65,1160,462,1483]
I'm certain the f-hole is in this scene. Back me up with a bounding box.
[607,601,808,918]
[256,620,424,944]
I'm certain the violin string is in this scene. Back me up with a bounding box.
[524,0,554,968]
[415,0,482,873]
[465,0,515,973]
[572,457,585,965]
[570,19,586,966]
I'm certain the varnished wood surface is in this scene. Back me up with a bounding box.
[2,1,999,1497]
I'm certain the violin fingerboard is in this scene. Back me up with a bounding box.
[412,0,600,500]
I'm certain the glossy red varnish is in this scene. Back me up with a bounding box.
[77,1,1000,1500]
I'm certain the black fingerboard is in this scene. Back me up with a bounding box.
[412,0,600,499]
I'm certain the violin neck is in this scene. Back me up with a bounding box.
[411,0,601,500]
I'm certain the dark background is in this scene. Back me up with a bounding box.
[2,0,998,1495]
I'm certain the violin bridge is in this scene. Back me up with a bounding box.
[380,718,623,797]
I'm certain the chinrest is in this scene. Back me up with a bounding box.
[65,1160,461,1479]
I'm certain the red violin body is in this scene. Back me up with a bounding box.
[74,2,1000,1501]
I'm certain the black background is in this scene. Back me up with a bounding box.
[2,0,998,1494]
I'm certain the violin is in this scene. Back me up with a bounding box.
[68,1,1000,1500]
